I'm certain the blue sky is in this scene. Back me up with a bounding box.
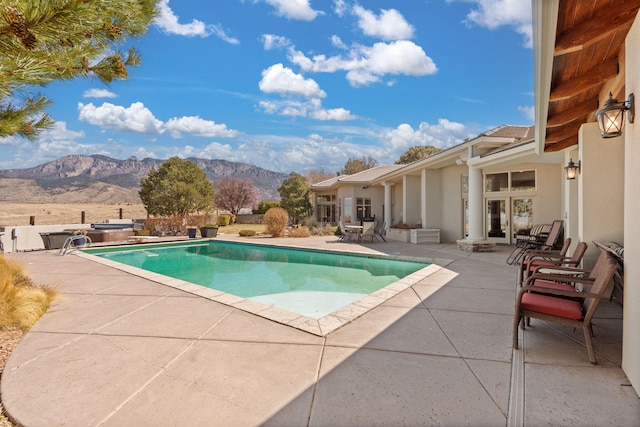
[1,0,534,174]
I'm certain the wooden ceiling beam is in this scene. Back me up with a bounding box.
[544,121,584,144]
[545,135,578,152]
[555,0,640,56]
[546,97,599,127]
[549,58,618,102]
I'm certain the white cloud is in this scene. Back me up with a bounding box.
[334,0,347,17]
[290,40,437,86]
[262,34,291,50]
[164,116,239,138]
[78,102,164,134]
[383,119,474,151]
[262,0,320,21]
[259,98,356,121]
[83,88,117,98]
[259,63,327,98]
[154,0,239,43]
[78,102,239,139]
[331,35,347,49]
[352,5,415,41]
[310,107,356,121]
[518,105,534,122]
[463,0,532,47]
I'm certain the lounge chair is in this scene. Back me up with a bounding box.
[513,251,617,364]
[517,240,587,287]
[506,220,564,265]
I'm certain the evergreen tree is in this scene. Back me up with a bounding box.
[0,0,158,139]
[278,172,311,223]
[139,157,215,217]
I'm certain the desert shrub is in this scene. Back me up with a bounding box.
[239,229,257,237]
[144,215,185,235]
[264,207,289,237]
[303,216,317,228]
[136,229,150,236]
[290,226,310,238]
[0,256,56,330]
[217,214,235,226]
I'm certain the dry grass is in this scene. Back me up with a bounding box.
[0,202,147,227]
[0,256,56,330]
[0,256,55,427]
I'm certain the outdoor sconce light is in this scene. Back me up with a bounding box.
[596,92,635,138]
[564,159,580,180]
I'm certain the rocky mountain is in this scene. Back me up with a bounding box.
[0,155,288,203]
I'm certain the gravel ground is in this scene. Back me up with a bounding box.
[0,327,25,427]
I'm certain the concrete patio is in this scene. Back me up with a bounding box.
[2,235,638,426]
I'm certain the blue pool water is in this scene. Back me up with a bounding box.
[86,241,430,318]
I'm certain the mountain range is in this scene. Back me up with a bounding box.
[0,155,289,203]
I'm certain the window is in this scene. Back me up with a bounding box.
[356,197,372,220]
[485,173,509,192]
[485,171,536,192]
[343,198,352,223]
[511,171,536,191]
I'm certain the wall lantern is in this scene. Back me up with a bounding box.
[564,159,581,180]
[596,92,635,138]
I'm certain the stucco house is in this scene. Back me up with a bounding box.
[312,125,565,248]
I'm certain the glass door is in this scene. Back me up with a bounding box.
[486,198,509,244]
[512,198,533,237]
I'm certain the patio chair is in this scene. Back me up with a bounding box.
[513,251,617,364]
[517,240,587,286]
[374,221,387,242]
[506,220,564,265]
[361,221,376,243]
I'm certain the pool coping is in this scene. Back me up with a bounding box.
[75,239,446,336]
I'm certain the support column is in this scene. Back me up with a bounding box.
[457,164,495,252]
[421,169,428,228]
[467,165,484,240]
[383,182,392,230]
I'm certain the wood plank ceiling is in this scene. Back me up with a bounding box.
[544,0,640,152]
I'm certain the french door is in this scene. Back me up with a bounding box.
[486,198,509,244]
[486,197,534,244]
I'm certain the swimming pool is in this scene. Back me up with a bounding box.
[82,240,439,335]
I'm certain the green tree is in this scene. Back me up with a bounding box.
[278,172,311,223]
[340,155,377,175]
[395,145,442,164]
[139,157,215,217]
[253,201,280,214]
[0,0,158,139]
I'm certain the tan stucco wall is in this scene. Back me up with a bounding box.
[439,166,466,241]
[424,169,443,228]
[404,176,421,225]
[578,123,625,268]
[623,13,640,396]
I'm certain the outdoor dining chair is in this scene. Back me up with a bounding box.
[517,240,587,287]
[513,251,617,364]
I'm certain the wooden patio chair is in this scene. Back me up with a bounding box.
[513,251,617,364]
[517,240,587,286]
[506,220,564,265]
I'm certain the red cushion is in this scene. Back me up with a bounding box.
[527,260,555,272]
[521,293,583,319]
[533,279,576,292]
